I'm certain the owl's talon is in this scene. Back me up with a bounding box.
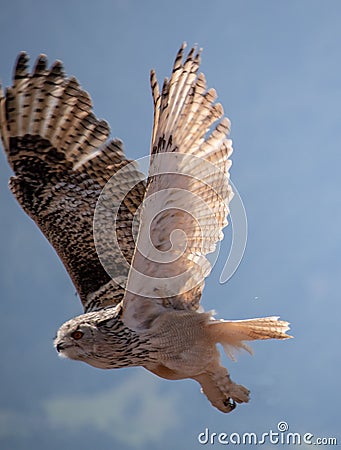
[223,397,236,412]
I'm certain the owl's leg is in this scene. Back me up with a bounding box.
[193,365,250,413]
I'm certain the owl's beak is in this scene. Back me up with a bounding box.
[56,343,65,353]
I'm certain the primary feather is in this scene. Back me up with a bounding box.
[0,52,146,311]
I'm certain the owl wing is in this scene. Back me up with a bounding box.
[123,44,233,329]
[0,53,146,312]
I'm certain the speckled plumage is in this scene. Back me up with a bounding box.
[0,45,291,413]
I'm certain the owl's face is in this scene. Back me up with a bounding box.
[54,319,97,361]
[54,307,122,369]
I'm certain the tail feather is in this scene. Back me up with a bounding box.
[209,316,292,361]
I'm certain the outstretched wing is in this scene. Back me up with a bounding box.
[123,44,233,328]
[0,53,146,312]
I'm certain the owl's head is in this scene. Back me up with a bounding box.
[54,305,124,369]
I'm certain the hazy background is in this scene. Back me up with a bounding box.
[0,1,340,448]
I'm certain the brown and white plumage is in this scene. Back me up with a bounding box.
[0,45,292,413]
[0,51,145,310]
[123,44,233,325]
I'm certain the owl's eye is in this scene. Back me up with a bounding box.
[71,330,84,340]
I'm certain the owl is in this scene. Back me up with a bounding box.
[0,44,291,413]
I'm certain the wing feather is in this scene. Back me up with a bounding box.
[0,53,146,312]
[123,45,233,328]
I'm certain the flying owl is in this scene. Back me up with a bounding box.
[0,44,291,413]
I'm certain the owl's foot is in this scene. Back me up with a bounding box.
[227,381,250,404]
[194,366,250,413]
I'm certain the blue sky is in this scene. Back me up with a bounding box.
[0,1,340,449]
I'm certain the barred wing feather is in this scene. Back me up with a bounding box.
[123,45,233,327]
[0,53,146,312]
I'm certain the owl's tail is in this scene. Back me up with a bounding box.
[208,316,292,361]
